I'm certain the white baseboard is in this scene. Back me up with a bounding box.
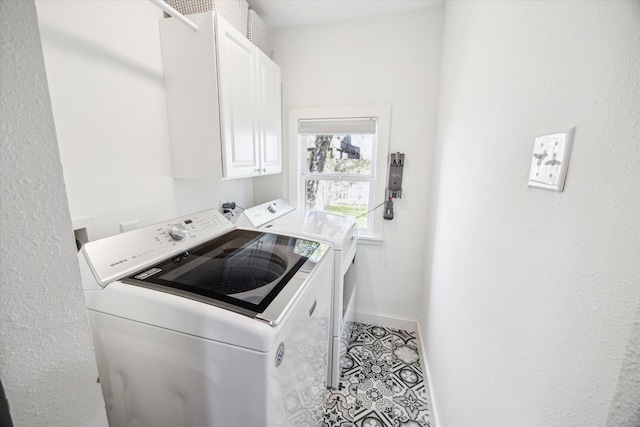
[416,321,440,427]
[354,310,417,332]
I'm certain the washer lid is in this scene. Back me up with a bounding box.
[123,229,329,325]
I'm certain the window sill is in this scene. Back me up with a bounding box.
[356,235,383,246]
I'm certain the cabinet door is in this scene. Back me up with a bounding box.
[216,15,260,179]
[256,49,282,175]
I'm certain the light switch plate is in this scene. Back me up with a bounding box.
[528,128,575,192]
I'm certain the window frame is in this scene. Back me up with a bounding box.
[288,106,391,241]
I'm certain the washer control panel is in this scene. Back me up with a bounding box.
[169,223,188,240]
[82,209,234,287]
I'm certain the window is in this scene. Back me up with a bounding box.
[289,106,391,240]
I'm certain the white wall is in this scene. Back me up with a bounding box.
[35,0,176,239]
[173,177,254,217]
[265,7,444,324]
[0,1,108,425]
[35,0,253,240]
[423,1,640,426]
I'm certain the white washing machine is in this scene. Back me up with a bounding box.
[78,209,332,427]
[235,199,357,389]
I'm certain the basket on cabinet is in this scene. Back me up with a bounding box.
[164,0,249,37]
[248,9,272,57]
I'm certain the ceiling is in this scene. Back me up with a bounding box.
[246,0,444,29]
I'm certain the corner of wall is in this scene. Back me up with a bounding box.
[416,320,440,427]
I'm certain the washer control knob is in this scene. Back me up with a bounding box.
[169,223,188,241]
[268,203,278,213]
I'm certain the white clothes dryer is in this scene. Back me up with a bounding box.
[235,199,357,389]
[79,209,332,427]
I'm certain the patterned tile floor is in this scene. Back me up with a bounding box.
[320,322,433,427]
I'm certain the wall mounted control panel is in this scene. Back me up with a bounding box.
[81,209,235,287]
[388,152,404,199]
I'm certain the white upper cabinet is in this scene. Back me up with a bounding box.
[216,16,260,178]
[255,48,282,175]
[160,12,282,180]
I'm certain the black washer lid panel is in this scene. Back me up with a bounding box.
[124,229,321,315]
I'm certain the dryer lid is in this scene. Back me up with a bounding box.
[261,210,357,250]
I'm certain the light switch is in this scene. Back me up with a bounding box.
[528,128,574,192]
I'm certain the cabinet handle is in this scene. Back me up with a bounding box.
[262,168,267,172]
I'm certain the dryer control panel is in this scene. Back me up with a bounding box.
[81,209,235,287]
[240,198,296,228]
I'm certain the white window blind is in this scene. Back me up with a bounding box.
[298,118,377,135]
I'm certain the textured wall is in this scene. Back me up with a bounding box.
[423,1,640,426]
[268,7,444,324]
[607,302,640,426]
[0,1,108,426]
